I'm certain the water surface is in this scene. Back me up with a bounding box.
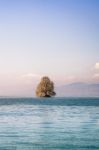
[0,97,99,150]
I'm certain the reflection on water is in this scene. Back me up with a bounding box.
[0,98,99,150]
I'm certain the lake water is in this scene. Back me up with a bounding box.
[0,97,99,150]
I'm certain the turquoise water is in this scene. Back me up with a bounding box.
[0,97,99,150]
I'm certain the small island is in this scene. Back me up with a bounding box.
[36,76,56,97]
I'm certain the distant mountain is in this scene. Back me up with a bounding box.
[56,82,99,97]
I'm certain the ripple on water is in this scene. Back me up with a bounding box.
[0,98,99,149]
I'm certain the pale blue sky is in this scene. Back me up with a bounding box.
[0,0,99,96]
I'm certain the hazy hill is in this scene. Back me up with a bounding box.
[56,82,99,97]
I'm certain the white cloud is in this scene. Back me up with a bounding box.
[21,73,41,79]
[19,73,41,85]
[95,62,99,69]
[93,73,99,78]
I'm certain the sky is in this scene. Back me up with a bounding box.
[0,0,99,96]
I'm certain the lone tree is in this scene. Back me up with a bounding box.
[36,76,56,97]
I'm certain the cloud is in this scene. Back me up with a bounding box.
[93,73,99,78]
[95,62,99,69]
[21,73,41,79]
[19,73,41,86]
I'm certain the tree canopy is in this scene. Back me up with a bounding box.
[36,76,56,97]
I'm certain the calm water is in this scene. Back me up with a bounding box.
[0,97,99,150]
